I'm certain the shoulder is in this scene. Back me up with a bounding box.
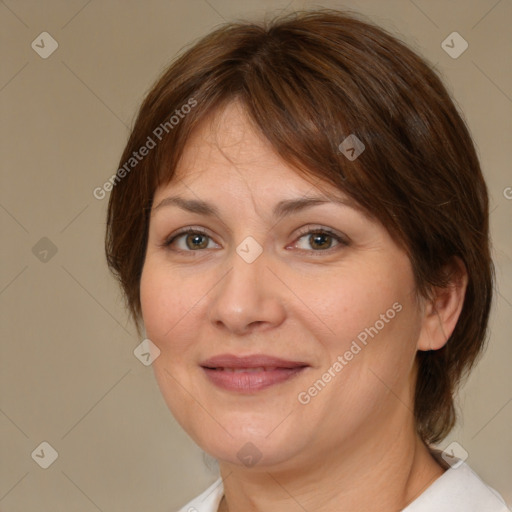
[176,477,224,512]
[403,459,510,512]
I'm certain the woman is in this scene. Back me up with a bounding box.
[105,9,509,512]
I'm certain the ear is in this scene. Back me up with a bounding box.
[417,257,468,351]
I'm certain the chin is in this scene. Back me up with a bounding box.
[185,414,312,471]
[201,436,302,470]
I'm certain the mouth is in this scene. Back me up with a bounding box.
[200,354,309,393]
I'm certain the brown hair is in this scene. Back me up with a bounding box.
[105,9,494,445]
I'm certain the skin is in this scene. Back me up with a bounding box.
[140,101,468,511]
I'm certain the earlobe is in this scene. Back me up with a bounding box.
[417,258,468,351]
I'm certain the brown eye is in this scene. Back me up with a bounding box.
[184,233,209,250]
[163,228,217,252]
[293,227,348,253]
[308,232,334,250]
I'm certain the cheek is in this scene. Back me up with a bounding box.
[140,260,212,371]
[140,263,184,349]
[140,264,199,421]
[313,272,400,345]
[140,265,166,338]
[315,268,420,384]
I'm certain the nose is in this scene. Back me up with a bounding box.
[207,246,287,336]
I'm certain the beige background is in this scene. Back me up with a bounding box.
[1,0,511,510]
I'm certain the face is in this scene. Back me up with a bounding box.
[140,101,426,471]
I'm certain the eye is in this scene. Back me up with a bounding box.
[162,227,218,252]
[291,226,349,253]
[161,226,349,254]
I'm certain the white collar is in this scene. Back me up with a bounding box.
[402,460,508,511]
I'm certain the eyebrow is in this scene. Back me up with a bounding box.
[152,194,360,219]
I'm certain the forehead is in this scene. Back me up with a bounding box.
[158,101,334,199]
[151,102,378,227]
[178,102,292,177]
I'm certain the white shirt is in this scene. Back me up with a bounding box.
[177,460,509,512]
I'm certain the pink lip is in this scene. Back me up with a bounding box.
[200,354,309,392]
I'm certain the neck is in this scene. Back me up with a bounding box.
[217,415,445,512]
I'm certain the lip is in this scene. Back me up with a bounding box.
[200,354,309,393]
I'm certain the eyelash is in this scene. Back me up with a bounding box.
[161,226,349,255]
